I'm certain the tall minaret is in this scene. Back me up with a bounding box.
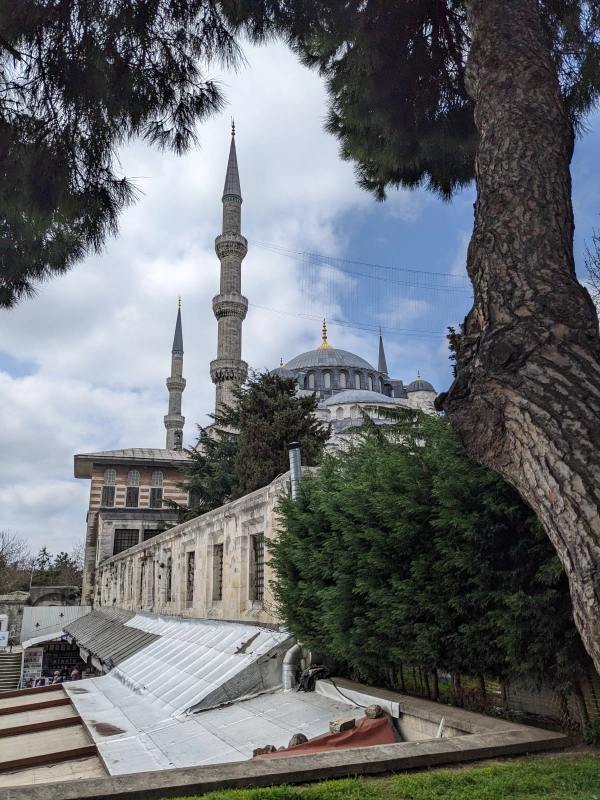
[164,300,186,450]
[210,122,248,413]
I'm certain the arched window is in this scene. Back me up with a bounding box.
[103,469,116,485]
[308,372,315,389]
[354,373,361,390]
[101,469,116,507]
[336,407,344,420]
[128,470,140,486]
[368,375,373,391]
[340,372,347,389]
[379,378,384,393]
[350,404,360,419]
[324,372,331,389]
[151,471,163,487]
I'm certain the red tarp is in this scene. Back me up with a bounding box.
[253,715,398,759]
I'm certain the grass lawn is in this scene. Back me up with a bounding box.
[172,754,600,800]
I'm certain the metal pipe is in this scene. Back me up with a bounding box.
[283,642,303,691]
[287,442,302,500]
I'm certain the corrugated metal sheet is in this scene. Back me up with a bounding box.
[64,608,159,667]
[113,614,294,715]
[21,605,92,644]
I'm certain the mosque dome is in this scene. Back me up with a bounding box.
[270,359,299,379]
[406,373,435,393]
[322,390,395,406]
[284,348,375,371]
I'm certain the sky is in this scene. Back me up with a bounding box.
[1,41,600,557]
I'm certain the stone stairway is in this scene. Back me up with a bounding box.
[0,651,21,692]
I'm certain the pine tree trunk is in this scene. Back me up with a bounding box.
[438,0,600,673]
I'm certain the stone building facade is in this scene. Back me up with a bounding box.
[75,449,190,605]
[95,473,289,626]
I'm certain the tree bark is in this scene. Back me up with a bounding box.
[438,0,600,673]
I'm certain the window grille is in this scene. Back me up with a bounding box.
[113,529,139,555]
[188,492,200,508]
[143,529,159,541]
[126,487,139,507]
[128,469,140,486]
[250,534,265,602]
[151,471,163,487]
[103,468,116,485]
[336,407,344,420]
[324,372,331,389]
[213,544,224,601]
[351,404,360,419]
[186,551,195,602]
[340,372,347,389]
[308,373,315,389]
[166,559,172,602]
[101,486,115,507]
[149,488,163,508]
[368,375,373,391]
[354,373,361,390]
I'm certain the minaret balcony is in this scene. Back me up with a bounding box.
[215,233,248,260]
[210,358,249,384]
[212,293,248,320]
[164,414,185,427]
[166,377,186,392]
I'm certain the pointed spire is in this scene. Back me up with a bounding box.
[223,123,242,200]
[378,327,388,376]
[172,304,183,353]
[317,318,333,350]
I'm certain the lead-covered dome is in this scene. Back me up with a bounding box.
[406,378,435,393]
[284,348,375,371]
[322,390,395,406]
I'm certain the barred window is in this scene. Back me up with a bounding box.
[149,488,163,508]
[213,544,224,601]
[165,558,172,602]
[143,529,159,541]
[186,551,195,603]
[340,372,347,389]
[308,372,315,389]
[354,373,361,390]
[128,470,140,486]
[103,469,116,485]
[350,404,360,419]
[324,372,331,389]
[151,471,163,487]
[250,534,265,602]
[101,486,115,507]
[336,407,344,420]
[126,487,139,507]
[113,529,139,555]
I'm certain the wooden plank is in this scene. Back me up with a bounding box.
[0,745,97,773]
[0,684,64,700]
[0,698,71,717]
[0,716,82,738]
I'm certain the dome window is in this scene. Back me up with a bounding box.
[368,375,373,391]
[379,378,384,393]
[308,372,315,389]
[340,372,347,389]
[350,404,360,419]
[336,407,344,419]
[324,372,331,389]
[354,373,361,390]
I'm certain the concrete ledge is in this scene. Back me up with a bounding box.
[0,727,568,800]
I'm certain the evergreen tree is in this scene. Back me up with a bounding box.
[271,411,593,692]
[222,0,600,675]
[171,370,329,521]
[0,1,239,307]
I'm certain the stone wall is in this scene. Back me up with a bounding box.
[95,472,292,625]
[0,593,28,641]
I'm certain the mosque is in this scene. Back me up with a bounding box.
[75,128,436,604]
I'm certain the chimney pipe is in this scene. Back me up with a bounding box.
[287,442,302,499]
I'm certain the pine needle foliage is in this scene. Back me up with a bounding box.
[271,411,592,691]
[222,0,600,199]
[169,370,330,522]
[0,1,240,307]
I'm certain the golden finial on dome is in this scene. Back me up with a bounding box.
[417,370,421,380]
[317,318,333,350]
[279,357,284,368]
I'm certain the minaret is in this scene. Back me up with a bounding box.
[378,327,388,376]
[164,300,186,450]
[210,122,249,413]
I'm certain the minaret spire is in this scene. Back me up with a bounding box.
[378,327,388,376]
[164,302,186,450]
[210,125,249,413]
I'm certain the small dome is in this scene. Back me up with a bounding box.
[321,389,395,407]
[284,348,375,371]
[270,366,298,380]
[406,378,435,393]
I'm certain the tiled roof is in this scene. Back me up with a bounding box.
[76,448,189,461]
[284,348,375,371]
